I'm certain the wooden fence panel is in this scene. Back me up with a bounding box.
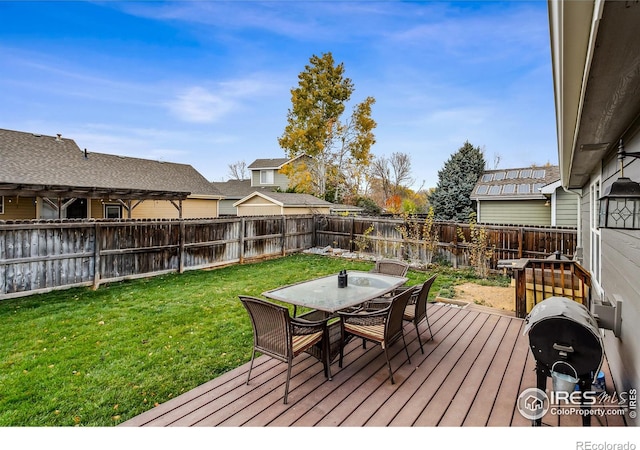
[182,219,241,270]
[1,215,577,300]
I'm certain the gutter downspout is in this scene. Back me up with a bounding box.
[562,186,582,262]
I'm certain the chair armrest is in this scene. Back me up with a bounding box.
[291,316,328,335]
[338,305,389,327]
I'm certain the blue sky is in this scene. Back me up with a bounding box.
[1,0,557,190]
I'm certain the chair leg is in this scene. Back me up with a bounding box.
[246,349,256,384]
[324,334,332,381]
[283,358,293,404]
[426,315,433,341]
[415,321,424,354]
[402,334,411,364]
[384,347,395,384]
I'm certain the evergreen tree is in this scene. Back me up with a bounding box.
[429,141,486,222]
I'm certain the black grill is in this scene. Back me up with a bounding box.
[524,296,603,425]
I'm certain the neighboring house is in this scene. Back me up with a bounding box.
[211,179,277,216]
[247,155,310,191]
[214,155,312,216]
[549,0,640,425]
[233,191,333,216]
[471,165,578,227]
[0,128,222,220]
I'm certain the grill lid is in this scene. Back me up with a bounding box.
[524,296,599,337]
[524,296,603,378]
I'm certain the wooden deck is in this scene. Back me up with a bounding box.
[121,303,627,427]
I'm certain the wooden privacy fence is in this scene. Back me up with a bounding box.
[314,215,577,269]
[1,214,576,300]
[0,215,314,299]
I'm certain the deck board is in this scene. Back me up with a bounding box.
[121,303,628,428]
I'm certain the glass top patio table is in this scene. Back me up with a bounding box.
[262,271,408,314]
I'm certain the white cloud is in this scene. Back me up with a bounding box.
[168,86,235,123]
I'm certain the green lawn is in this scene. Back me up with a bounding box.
[0,253,503,426]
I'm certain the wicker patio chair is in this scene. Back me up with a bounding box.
[404,274,437,354]
[337,287,415,384]
[239,296,331,404]
[370,259,410,277]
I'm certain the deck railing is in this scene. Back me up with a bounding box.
[513,258,591,318]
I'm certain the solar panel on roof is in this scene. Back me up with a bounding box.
[488,185,501,195]
[482,174,493,182]
[502,184,516,194]
[493,172,506,181]
[506,170,518,179]
[533,169,546,179]
[476,185,489,195]
[519,169,532,178]
[518,184,531,194]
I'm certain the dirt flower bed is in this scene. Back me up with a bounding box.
[452,282,515,312]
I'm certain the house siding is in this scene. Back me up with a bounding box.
[0,196,36,220]
[555,188,579,227]
[130,198,218,219]
[597,137,640,413]
[218,199,238,216]
[478,200,551,226]
[237,204,282,216]
[251,169,289,190]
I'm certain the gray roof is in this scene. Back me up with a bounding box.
[471,165,561,201]
[234,191,333,208]
[247,158,291,170]
[0,128,221,199]
[211,179,277,199]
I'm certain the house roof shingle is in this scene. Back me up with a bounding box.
[210,179,277,199]
[0,128,221,199]
[247,158,291,170]
[233,191,333,208]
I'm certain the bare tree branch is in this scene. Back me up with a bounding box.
[227,160,248,180]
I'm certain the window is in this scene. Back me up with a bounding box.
[476,185,489,195]
[104,204,122,219]
[260,169,274,185]
[0,196,3,214]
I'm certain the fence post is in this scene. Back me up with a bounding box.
[349,217,355,253]
[179,220,185,274]
[239,217,245,264]
[282,216,286,256]
[93,222,101,290]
